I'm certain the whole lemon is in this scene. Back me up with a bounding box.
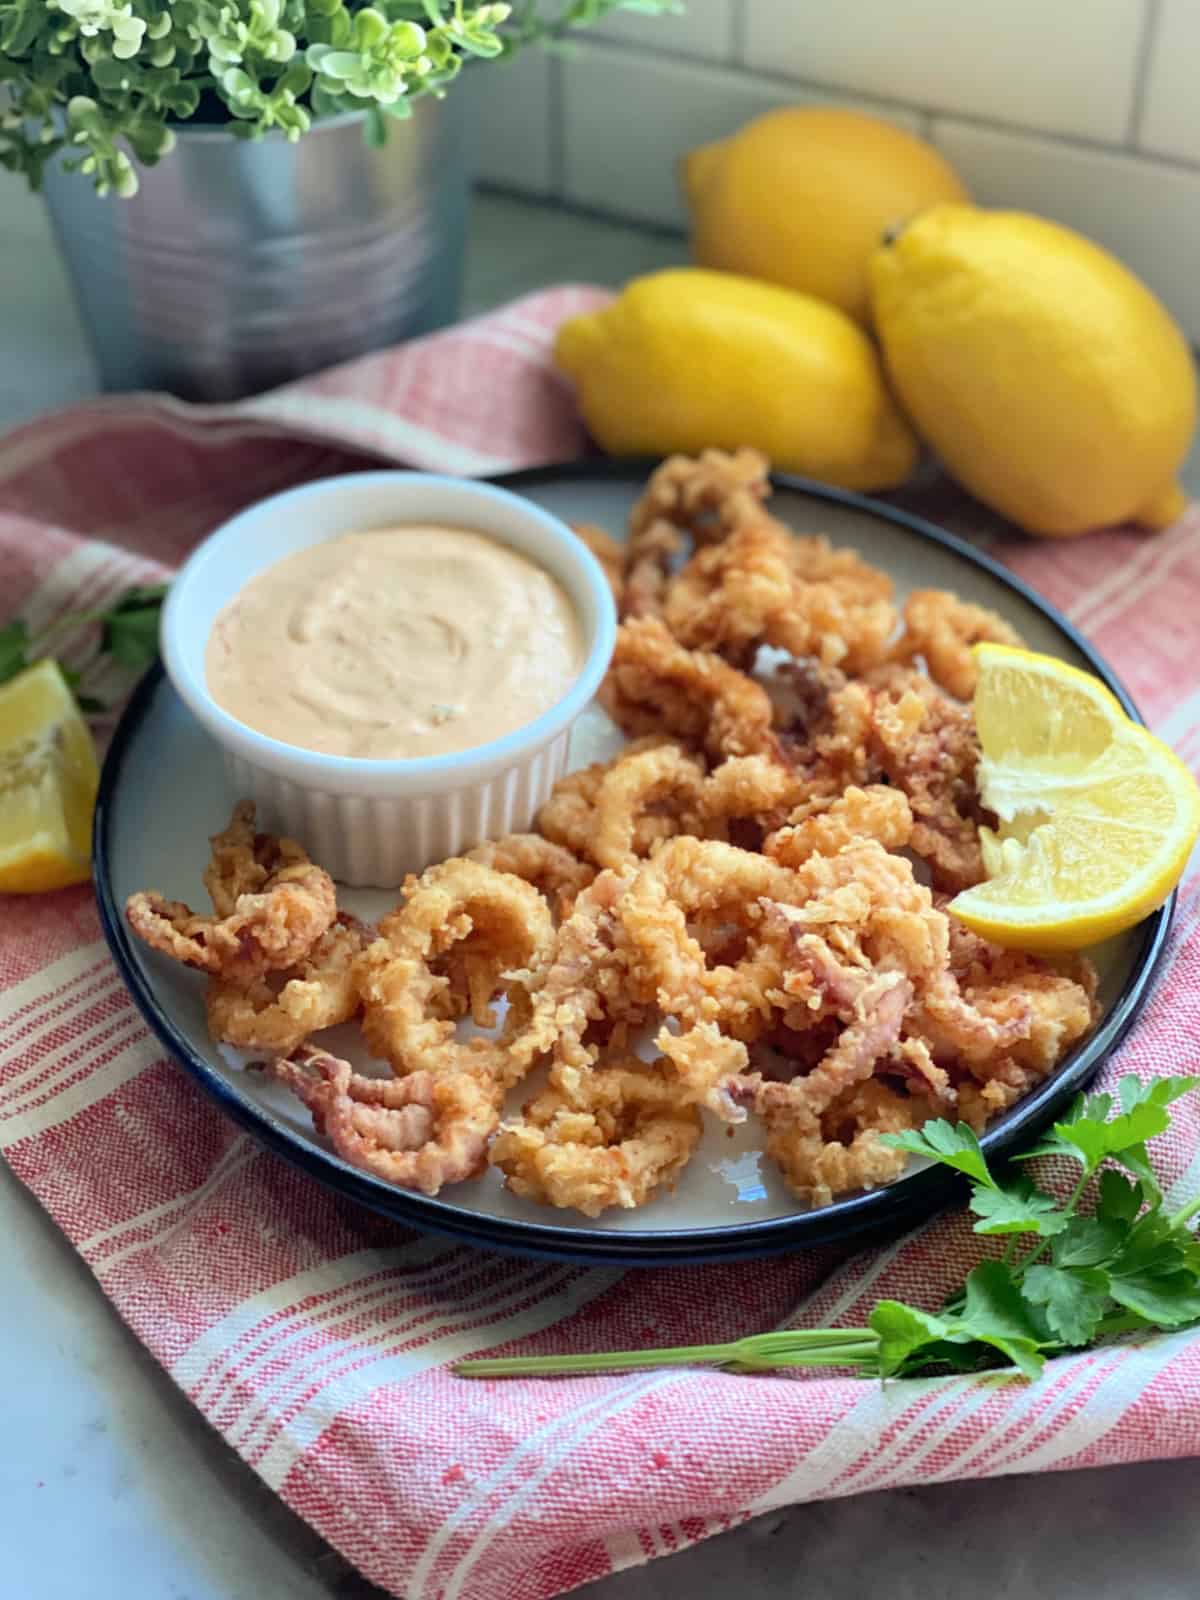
[683,107,970,325]
[554,268,918,492]
[871,206,1197,537]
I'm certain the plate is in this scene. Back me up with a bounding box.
[93,464,1172,1264]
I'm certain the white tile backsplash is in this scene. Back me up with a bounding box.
[590,0,734,58]
[931,118,1200,338]
[743,0,1146,145]
[478,1,1200,338]
[1138,0,1200,164]
[562,44,917,227]
[472,48,553,193]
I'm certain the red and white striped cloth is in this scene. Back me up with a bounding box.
[3,286,1200,1600]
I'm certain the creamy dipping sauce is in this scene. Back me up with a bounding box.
[204,525,585,759]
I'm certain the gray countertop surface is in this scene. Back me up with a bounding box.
[2,180,1198,1600]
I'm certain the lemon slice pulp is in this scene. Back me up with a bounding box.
[0,659,100,894]
[949,643,1200,950]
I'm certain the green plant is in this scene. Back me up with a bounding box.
[0,0,681,195]
[456,1075,1200,1382]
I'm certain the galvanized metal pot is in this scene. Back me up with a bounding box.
[41,93,470,402]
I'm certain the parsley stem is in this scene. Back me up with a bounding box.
[454,1329,878,1378]
[1169,1191,1200,1229]
[1016,1169,1092,1274]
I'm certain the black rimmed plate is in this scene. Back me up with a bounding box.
[93,463,1173,1265]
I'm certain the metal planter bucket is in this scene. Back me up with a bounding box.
[41,93,470,402]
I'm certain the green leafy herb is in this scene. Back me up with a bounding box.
[454,1077,1200,1383]
[1,0,681,196]
[0,582,167,712]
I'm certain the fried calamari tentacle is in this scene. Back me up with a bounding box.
[126,803,337,982]
[490,1058,702,1216]
[692,754,814,843]
[621,837,797,1042]
[571,522,625,606]
[514,868,655,1073]
[865,666,987,892]
[269,1047,500,1195]
[764,785,913,866]
[600,616,777,761]
[746,975,915,1206]
[654,1022,748,1123]
[465,834,595,920]
[206,913,368,1054]
[202,799,271,915]
[357,859,555,1089]
[891,589,1025,700]
[662,516,896,673]
[591,742,706,869]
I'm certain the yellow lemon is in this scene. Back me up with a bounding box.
[554,268,918,492]
[870,205,1197,537]
[949,643,1200,951]
[683,107,969,325]
[0,659,99,894]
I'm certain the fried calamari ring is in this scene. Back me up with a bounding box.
[490,1058,702,1216]
[269,1047,500,1195]
[629,448,771,544]
[591,742,706,869]
[756,1076,943,1207]
[465,834,595,920]
[600,616,777,761]
[206,913,368,1054]
[624,447,772,615]
[764,785,913,866]
[357,859,555,1089]
[126,802,337,982]
[536,736,693,861]
[891,589,1024,700]
[621,837,798,1041]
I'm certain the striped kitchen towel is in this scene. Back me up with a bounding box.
[2,284,1200,1600]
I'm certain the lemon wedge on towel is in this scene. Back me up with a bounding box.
[0,659,99,894]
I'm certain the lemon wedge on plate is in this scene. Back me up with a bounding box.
[949,643,1200,951]
[0,659,100,894]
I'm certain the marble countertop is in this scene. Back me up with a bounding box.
[3,180,1199,1600]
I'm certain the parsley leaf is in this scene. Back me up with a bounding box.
[1017,1076,1200,1176]
[1096,1170,1146,1227]
[869,1301,959,1377]
[1022,1264,1109,1345]
[882,1120,996,1190]
[0,618,31,686]
[970,1177,1067,1237]
[1106,1272,1200,1327]
[957,1261,1047,1379]
[1051,1215,1125,1268]
[100,584,167,671]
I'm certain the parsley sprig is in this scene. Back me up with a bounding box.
[455,1075,1200,1382]
[0,584,167,713]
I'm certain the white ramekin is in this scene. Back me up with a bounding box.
[161,471,617,887]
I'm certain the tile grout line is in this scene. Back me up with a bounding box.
[562,34,1200,180]
[1125,0,1162,148]
[547,48,566,202]
[729,0,747,66]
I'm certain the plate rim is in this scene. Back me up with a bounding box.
[92,463,1175,1265]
